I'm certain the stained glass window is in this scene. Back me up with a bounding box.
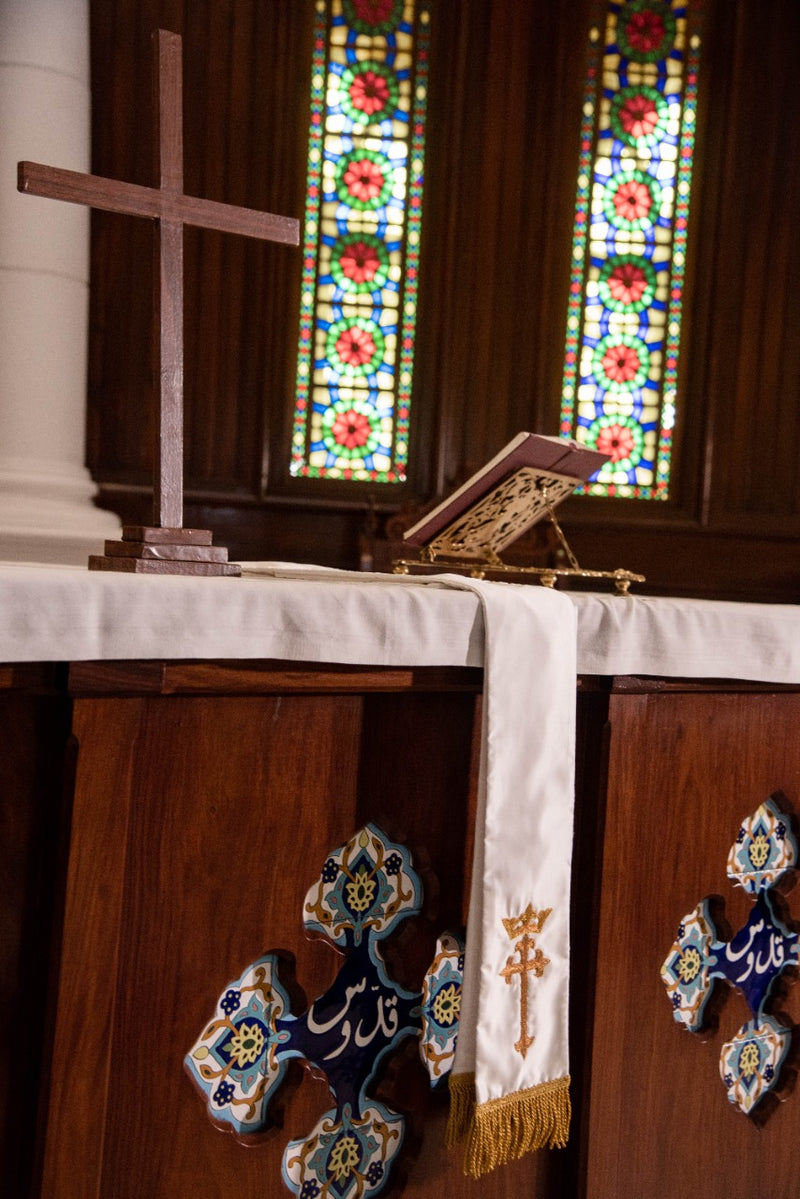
[560,0,701,498]
[290,0,430,483]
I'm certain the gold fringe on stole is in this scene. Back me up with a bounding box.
[445,1072,476,1147]
[458,1075,572,1178]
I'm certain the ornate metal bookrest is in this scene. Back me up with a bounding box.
[393,465,645,595]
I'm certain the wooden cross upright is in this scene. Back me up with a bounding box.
[18,29,299,576]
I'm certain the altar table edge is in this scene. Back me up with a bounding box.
[2,561,800,685]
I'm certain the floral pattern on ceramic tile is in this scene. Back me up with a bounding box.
[185,954,291,1134]
[727,797,797,896]
[282,1099,404,1198]
[419,931,464,1085]
[303,824,422,948]
[719,1017,791,1116]
[660,900,716,1031]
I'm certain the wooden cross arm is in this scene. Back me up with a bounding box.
[18,160,299,246]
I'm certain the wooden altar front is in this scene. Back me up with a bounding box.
[3,573,800,1198]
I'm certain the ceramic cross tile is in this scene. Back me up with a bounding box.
[661,794,799,1117]
[186,823,464,1196]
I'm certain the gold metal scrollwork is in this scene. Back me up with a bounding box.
[393,467,644,595]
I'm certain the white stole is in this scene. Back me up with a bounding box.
[441,578,576,1174]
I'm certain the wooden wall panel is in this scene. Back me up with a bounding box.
[586,688,800,1198]
[42,692,365,1195]
[21,662,800,1194]
[40,698,145,1196]
[417,0,596,491]
[0,684,70,1198]
[698,0,800,528]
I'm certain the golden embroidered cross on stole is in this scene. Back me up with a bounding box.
[439,577,576,1176]
[500,906,552,1058]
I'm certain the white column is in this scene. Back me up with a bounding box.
[0,0,120,564]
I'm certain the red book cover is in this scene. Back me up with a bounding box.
[403,433,608,547]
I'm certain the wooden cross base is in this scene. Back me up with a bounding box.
[88,526,241,577]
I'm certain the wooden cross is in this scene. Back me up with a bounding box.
[18,29,299,576]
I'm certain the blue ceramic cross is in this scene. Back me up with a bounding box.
[661,795,799,1115]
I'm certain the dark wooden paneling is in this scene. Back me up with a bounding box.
[565,684,613,1199]
[0,690,71,1198]
[549,522,800,604]
[698,0,800,527]
[41,692,366,1194]
[417,0,596,488]
[67,659,483,697]
[586,689,800,1198]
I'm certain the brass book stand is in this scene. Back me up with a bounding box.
[393,465,645,595]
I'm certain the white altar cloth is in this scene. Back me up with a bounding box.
[2,561,800,684]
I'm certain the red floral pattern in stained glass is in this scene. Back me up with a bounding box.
[293,0,430,482]
[344,158,387,204]
[607,261,649,306]
[339,240,382,285]
[560,0,698,499]
[353,0,396,23]
[335,325,377,368]
[595,423,636,462]
[601,342,642,384]
[331,408,373,449]
[349,70,391,116]
[613,179,653,223]
[625,8,667,54]
[618,92,659,140]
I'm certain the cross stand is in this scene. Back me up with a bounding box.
[18,29,299,576]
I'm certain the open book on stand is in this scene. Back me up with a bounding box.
[393,432,644,594]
